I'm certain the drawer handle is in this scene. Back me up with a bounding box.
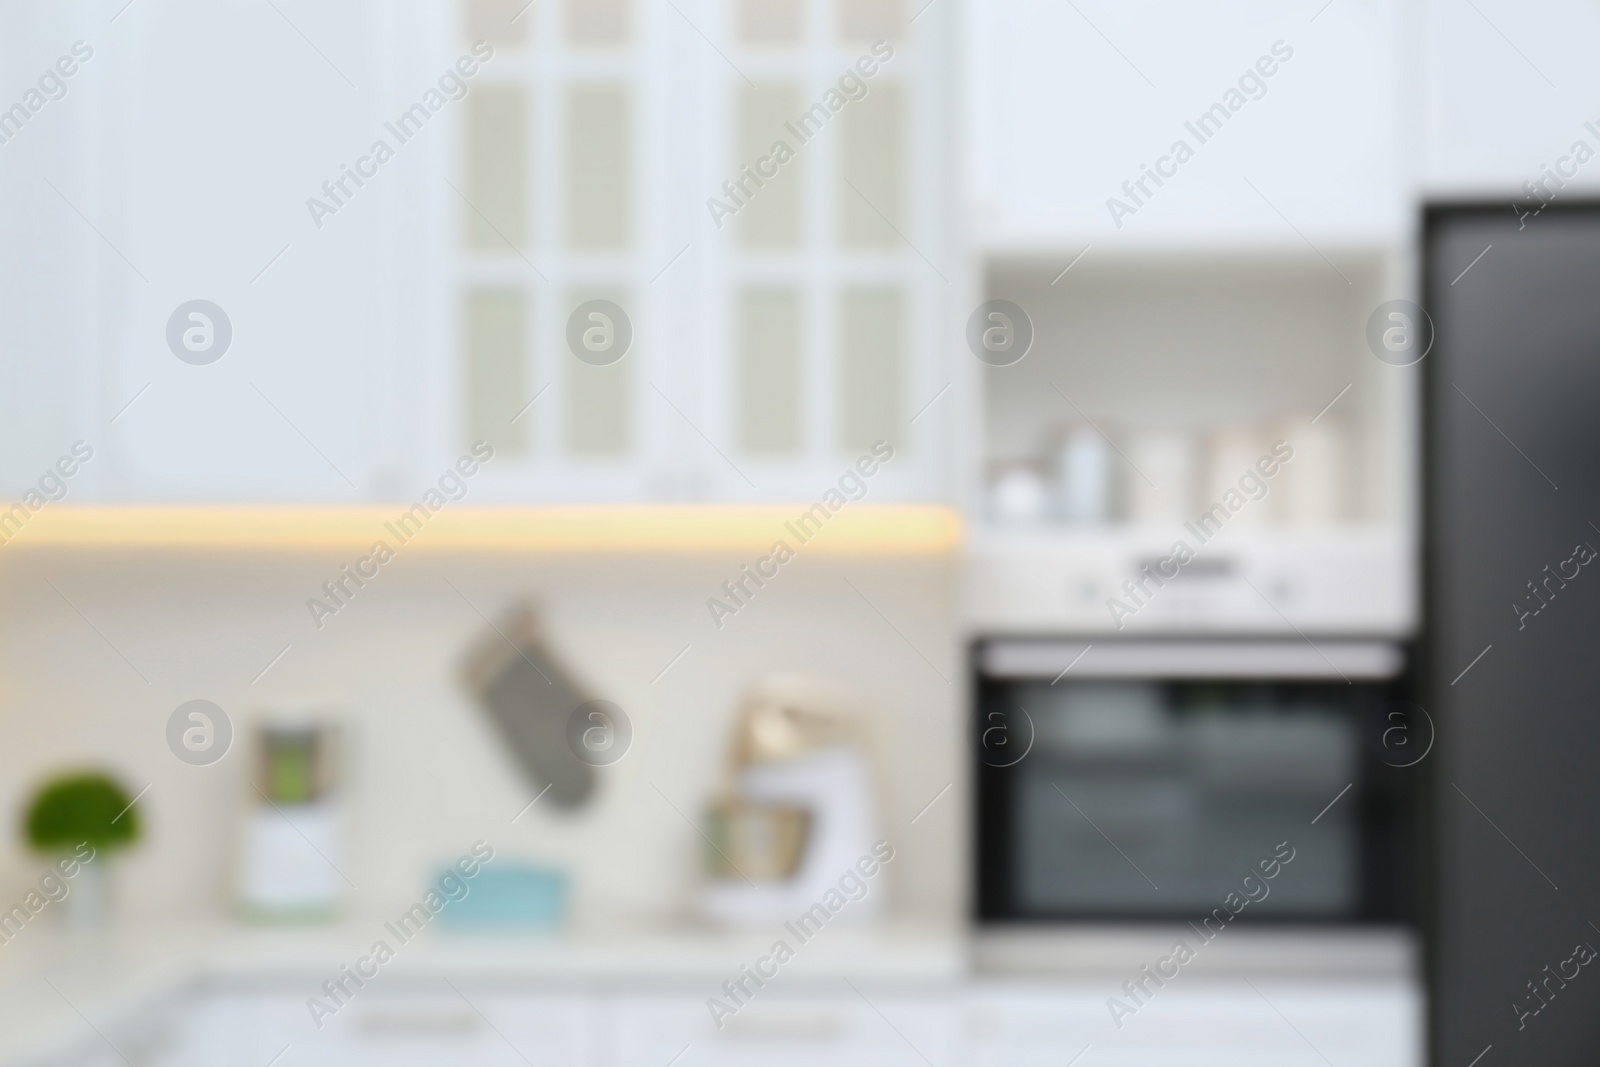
[720,1012,847,1040]
[358,1009,481,1034]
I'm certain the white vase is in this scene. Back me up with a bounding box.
[66,855,108,930]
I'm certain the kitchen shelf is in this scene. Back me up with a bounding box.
[976,249,1412,529]
[0,505,961,556]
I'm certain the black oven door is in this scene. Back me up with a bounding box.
[974,639,1422,926]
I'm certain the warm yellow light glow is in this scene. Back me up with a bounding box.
[5,505,961,555]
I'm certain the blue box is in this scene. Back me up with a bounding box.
[437,864,567,928]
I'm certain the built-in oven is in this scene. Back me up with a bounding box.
[974,638,1424,927]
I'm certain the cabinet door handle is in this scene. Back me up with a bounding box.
[720,1011,848,1040]
[357,1009,482,1035]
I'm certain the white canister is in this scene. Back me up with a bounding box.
[1057,425,1113,524]
[1205,425,1271,528]
[1125,429,1197,526]
[1278,415,1348,526]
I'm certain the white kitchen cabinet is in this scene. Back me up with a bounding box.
[608,988,961,1067]
[448,0,954,505]
[300,985,593,1067]
[967,978,1422,1067]
[0,0,953,505]
[23,980,597,1067]
[1422,0,1600,196]
[966,0,1411,249]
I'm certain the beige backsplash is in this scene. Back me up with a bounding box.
[0,546,961,936]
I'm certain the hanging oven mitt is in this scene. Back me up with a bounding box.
[462,603,595,810]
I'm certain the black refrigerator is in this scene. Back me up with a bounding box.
[1427,205,1600,1066]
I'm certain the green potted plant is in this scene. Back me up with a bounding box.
[23,772,140,928]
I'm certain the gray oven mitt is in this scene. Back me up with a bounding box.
[462,603,595,810]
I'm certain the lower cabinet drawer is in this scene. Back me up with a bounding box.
[965,979,1422,1067]
[135,982,595,1067]
[608,990,961,1067]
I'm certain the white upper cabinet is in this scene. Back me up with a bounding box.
[1422,0,1600,197]
[965,0,1412,249]
[1,0,953,504]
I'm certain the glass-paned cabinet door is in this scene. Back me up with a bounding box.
[451,0,952,502]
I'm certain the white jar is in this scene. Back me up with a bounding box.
[1057,425,1112,524]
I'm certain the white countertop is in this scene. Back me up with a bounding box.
[0,917,965,1063]
[0,918,1425,1063]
